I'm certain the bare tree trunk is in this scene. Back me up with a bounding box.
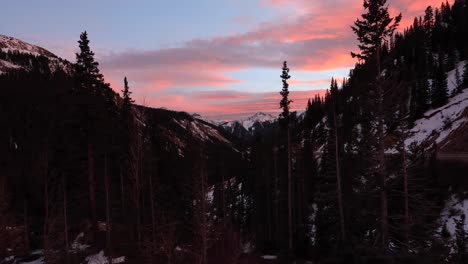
[136,171,141,248]
[88,142,97,239]
[265,167,272,243]
[376,47,388,251]
[273,147,279,249]
[201,157,208,264]
[23,199,30,254]
[333,106,346,245]
[105,154,112,264]
[401,139,409,252]
[120,170,125,214]
[62,176,70,264]
[287,127,293,255]
[194,148,208,264]
[149,168,156,263]
[222,171,226,226]
[43,154,49,263]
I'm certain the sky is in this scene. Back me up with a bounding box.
[1,0,452,120]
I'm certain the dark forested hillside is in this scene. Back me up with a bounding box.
[1,1,468,263]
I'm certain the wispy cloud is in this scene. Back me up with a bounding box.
[98,0,451,119]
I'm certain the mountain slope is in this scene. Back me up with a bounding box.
[219,112,277,142]
[0,35,71,74]
[0,35,56,57]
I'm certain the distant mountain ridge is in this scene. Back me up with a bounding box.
[0,34,70,74]
[213,112,277,139]
[0,35,57,57]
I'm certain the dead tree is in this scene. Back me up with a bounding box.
[62,176,69,264]
[287,126,293,254]
[105,154,112,264]
[23,199,30,254]
[42,144,50,263]
[332,100,346,244]
[87,142,97,239]
[273,146,280,249]
[193,147,209,264]
[130,109,145,248]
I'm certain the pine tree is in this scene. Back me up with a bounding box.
[463,61,468,86]
[75,31,104,90]
[455,66,462,93]
[327,78,346,248]
[351,0,401,251]
[432,55,449,108]
[278,60,294,256]
[279,61,292,126]
[455,214,467,264]
[424,6,435,33]
[351,0,402,61]
[122,76,135,111]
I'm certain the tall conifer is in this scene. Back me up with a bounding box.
[351,0,401,251]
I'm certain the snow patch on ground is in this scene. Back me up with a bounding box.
[447,61,466,94]
[71,232,90,252]
[86,250,125,264]
[440,194,468,236]
[406,88,468,149]
[173,118,230,145]
[261,255,277,260]
[242,241,254,253]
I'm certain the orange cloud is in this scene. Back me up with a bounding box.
[140,89,327,120]
[100,0,449,119]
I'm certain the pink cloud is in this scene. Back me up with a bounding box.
[100,0,451,118]
[139,89,327,120]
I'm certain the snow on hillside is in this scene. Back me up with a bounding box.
[220,112,277,132]
[441,194,468,237]
[86,251,125,264]
[0,35,55,57]
[241,112,276,130]
[0,35,72,75]
[0,58,22,74]
[168,117,234,156]
[405,66,468,150]
[447,61,467,94]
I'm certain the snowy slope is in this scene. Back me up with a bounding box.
[240,112,276,130]
[221,112,277,132]
[405,88,468,149]
[447,61,467,95]
[0,35,71,74]
[405,61,468,151]
[135,108,238,157]
[0,35,56,57]
[0,59,22,74]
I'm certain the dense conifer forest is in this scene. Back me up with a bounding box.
[1,0,468,263]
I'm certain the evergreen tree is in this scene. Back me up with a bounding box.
[410,78,430,121]
[351,0,401,251]
[75,31,104,90]
[463,60,468,86]
[351,0,402,61]
[455,214,467,264]
[279,61,292,126]
[455,66,462,93]
[122,76,135,111]
[278,60,294,256]
[432,55,449,108]
[424,6,435,33]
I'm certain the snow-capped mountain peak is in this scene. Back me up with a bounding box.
[0,35,56,57]
[0,35,71,75]
[241,112,276,130]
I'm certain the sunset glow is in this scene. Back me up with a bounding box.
[1,0,453,118]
